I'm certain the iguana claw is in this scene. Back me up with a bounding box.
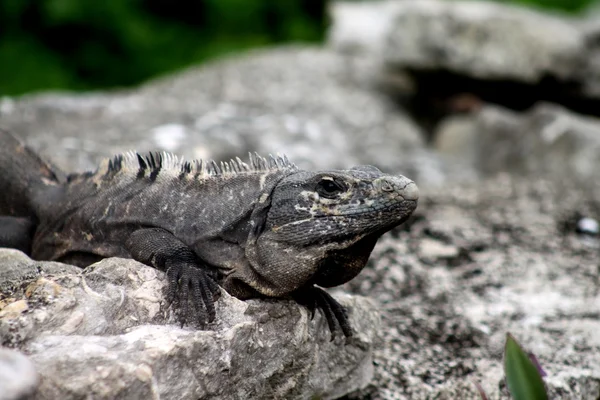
[165,262,220,327]
[293,286,353,339]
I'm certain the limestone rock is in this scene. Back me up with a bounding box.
[474,102,600,182]
[383,0,584,83]
[431,102,600,183]
[328,1,399,57]
[0,348,37,400]
[330,0,600,117]
[0,254,379,400]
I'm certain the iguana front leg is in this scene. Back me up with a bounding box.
[293,286,352,339]
[126,228,220,327]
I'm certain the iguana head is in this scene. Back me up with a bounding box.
[241,165,418,296]
[265,165,418,242]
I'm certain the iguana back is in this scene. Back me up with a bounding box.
[31,151,295,264]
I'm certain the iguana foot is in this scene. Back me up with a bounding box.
[293,286,353,339]
[126,227,221,328]
[165,262,221,327]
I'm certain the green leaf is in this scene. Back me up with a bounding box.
[504,333,548,400]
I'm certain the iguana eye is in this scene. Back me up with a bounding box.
[316,178,345,199]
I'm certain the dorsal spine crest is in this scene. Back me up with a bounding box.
[107,154,124,173]
[101,150,296,182]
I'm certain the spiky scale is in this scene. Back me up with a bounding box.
[108,154,123,173]
[268,155,278,169]
[179,161,192,179]
[251,152,260,170]
[148,153,162,181]
[136,153,147,179]
[254,153,267,171]
[210,160,220,175]
[137,153,147,169]
[222,161,231,175]
[235,157,248,172]
[195,159,204,178]
[147,153,155,169]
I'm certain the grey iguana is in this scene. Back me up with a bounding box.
[0,130,418,337]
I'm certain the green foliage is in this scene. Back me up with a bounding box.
[497,0,597,13]
[2,0,596,96]
[504,333,548,400]
[0,0,326,95]
[475,333,549,399]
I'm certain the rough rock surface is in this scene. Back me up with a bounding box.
[328,1,400,58]
[331,0,594,86]
[383,0,584,83]
[0,251,379,400]
[0,347,38,400]
[474,103,600,183]
[433,102,600,184]
[330,0,600,118]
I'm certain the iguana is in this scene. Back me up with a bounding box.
[0,130,418,337]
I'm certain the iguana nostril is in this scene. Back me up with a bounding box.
[381,181,393,192]
[375,178,394,192]
[374,176,418,200]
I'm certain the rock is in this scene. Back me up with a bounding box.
[577,217,599,236]
[0,47,425,178]
[576,18,600,98]
[433,115,478,160]
[433,102,600,183]
[330,0,600,119]
[431,114,481,183]
[474,103,600,183]
[0,300,28,320]
[0,348,38,400]
[0,254,379,400]
[1,45,495,187]
[0,249,80,296]
[418,238,461,264]
[328,1,399,57]
[383,0,584,83]
[332,0,587,83]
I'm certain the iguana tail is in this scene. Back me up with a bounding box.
[0,129,64,218]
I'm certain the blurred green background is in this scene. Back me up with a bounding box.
[0,0,596,96]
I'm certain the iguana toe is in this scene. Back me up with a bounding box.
[294,286,353,339]
[166,263,218,327]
